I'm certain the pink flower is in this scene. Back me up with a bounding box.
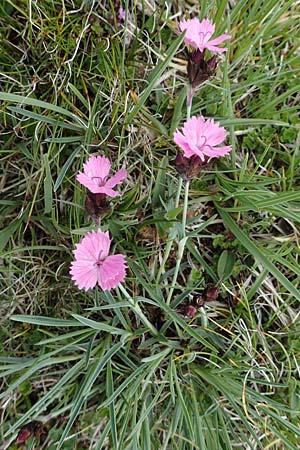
[118,6,126,21]
[76,155,127,197]
[179,18,230,53]
[70,230,127,291]
[174,116,231,161]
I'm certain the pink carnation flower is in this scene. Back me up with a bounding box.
[179,18,230,53]
[174,116,231,161]
[118,6,126,21]
[76,155,127,197]
[70,230,127,291]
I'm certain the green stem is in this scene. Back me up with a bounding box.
[181,179,190,238]
[187,85,194,120]
[156,177,183,283]
[118,284,159,336]
[166,180,190,305]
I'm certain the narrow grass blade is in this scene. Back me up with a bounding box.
[0,92,86,128]
[54,145,82,192]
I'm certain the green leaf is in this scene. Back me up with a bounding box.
[10,315,82,327]
[71,314,130,335]
[43,154,53,214]
[54,145,82,192]
[217,250,235,281]
[0,92,86,128]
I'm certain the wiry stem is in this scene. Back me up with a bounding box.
[166,180,190,305]
[187,85,194,120]
[160,83,193,303]
[118,284,159,336]
[156,177,183,283]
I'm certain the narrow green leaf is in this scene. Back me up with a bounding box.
[54,145,82,192]
[43,154,52,214]
[170,86,187,135]
[8,106,83,131]
[71,314,129,335]
[0,92,86,128]
[0,217,23,251]
[217,250,235,281]
[11,315,82,327]
[106,361,118,449]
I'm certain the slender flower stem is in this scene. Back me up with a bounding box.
[161,84,193,303]
[166,180,190,305]
[118,284,159,336]
[187,85,194,120]
[181,179,190,237]
[156,177,183,283]
[175,176,183,207]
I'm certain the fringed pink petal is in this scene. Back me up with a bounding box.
[203,145,232,158]
[105,169,128,188]
[83,155,111,179]
[98,254,127,291]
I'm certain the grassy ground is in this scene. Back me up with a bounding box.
[1,0,300,449]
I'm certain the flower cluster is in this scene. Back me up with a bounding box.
[173,17,231,178]
[70,155,127,292]
[179,17,230,89]
[69,16,231,293]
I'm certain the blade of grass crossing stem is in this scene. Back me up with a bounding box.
[170,86,187,135]
[217,408,234,449]
[68,82,90,110]
[190,382,207,450]
[126,33,184,123]
[94,421,111,450]
[57,340,123,449]
[161,403,181,450]
[106,360,118,449]
[118,397,135,448]
[191,366,262,447]
[217,209,300,301]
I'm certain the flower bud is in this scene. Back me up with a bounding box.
[85,192,110,223]
[205,286,219,302]
[187,50,218,88]
[173,153,206,180]
[182,305,198,318]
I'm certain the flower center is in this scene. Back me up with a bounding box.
[91,176,108,187]
[197,135,207,151]
[198,31,212,45]
[94,250,104,267]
